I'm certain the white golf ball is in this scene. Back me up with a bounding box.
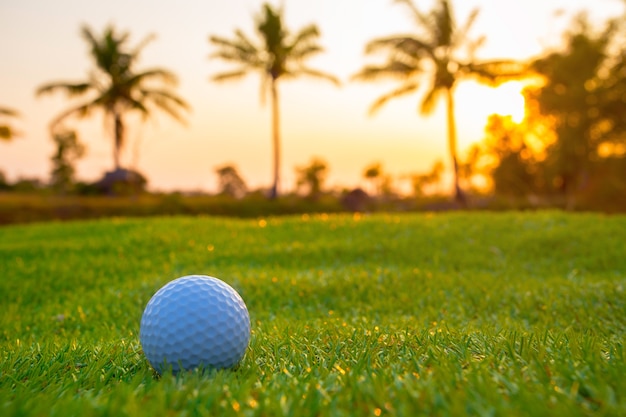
[139,275,250,373]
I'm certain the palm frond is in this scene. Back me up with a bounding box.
[212,69,252,83]
[0,107,19,117]
[80,25,99,51]
[209,34,241,49]
[461,60,529,86]
[455,7,480,45]
[288,25,320,52]
[353,60,421,82]
[286,67,340,86]
[48,99,102,129]
[142,88,189,110]
[288,25,324,60]
[420,84,445,114]
[36,82,95,98]
[126,68,179,87]
[124,95,150,117]
[209,32,262,67]
[433,0,455,47]
[364,36,435,69]
[369,81,420,115]
[289,44,324,61]
[210,30,259,55]
[211,50,264,68]
[141,89,189,123]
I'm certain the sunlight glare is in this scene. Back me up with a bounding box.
[489,81,526,123]
[456,81,526,130]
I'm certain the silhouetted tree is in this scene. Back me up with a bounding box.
[209,3,339,199]
[525,14,625,207]
[599,32,626,149]
[0,106,19,141]
[215,164,248,198]
[50,130,86,193]
[409,160,444,197]
[380,174,396,197]
[362,162,396,197]
[354,0,523,206]
[363,162,383,196]
[0,170,10,191]
[295,157,328,198]
[36,25,189,170]
[480,115,537,196]
[457,144,484,193]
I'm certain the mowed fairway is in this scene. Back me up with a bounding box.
[1,212,625,416]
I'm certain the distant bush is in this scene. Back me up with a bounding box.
[96,168,148,196]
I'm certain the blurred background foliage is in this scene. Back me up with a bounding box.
[1,4,625,223]
[462,13,626,211]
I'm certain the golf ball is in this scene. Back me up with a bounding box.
[139,275,250,373]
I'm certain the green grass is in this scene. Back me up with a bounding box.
[1,212,625,416]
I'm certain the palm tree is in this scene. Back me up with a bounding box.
[209,3,339,199]
[37,25,189,170]
[0,106,19,141]
[354,0,522,205]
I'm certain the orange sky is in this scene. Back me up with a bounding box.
[1,0,623,193]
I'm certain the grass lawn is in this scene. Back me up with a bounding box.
[1,212,625,416]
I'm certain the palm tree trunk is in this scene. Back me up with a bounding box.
[112,111,124,171]
[269,78,280,200]
[445,87,466,207]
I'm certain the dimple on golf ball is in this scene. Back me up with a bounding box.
[139,275,250,374]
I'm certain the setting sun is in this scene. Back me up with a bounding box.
[455,81,526,127]
[488,81,527,123]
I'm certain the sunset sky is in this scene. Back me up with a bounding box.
[1,0,624,193]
